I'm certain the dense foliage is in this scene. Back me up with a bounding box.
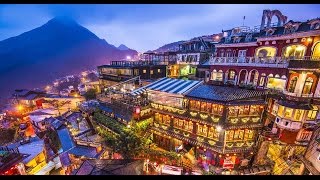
[84,88,97,100]
[0,128,18,146]
[93,111,178,161]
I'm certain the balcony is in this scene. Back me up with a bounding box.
[267,89,320,103]
[274,116,303,131]
[288,57,320,69]
[208,56,288,68]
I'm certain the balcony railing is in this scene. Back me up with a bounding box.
[208,56,320,67]
[268,88,320,101]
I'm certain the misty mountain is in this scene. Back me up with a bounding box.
[152,40,184,53]
[0,17,138,98]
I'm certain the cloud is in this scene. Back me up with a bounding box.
[0,5,52,40]
[1,4,320,51]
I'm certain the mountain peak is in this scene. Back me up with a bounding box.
[47,16,79,27]
[117,44,130,50]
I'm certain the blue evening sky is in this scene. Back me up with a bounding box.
[0,4,319,52]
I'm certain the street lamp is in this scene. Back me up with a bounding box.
[16,105,23,111]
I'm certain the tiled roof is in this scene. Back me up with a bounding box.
[74,159,144,175]
[20,93,40,100]
[67,145,99,159]
[16,138,45,164]
[57,127,75,152]
[185,84,266,102]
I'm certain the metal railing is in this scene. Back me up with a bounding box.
[282,90,314,98]
[208,56,288,67]
[208,56,320,67]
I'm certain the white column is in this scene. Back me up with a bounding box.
[314,79,320,97]
[294,73,307,96]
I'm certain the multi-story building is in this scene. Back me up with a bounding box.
[143,51,178,64]
[0,147,27,175]
[299,126,320,175]
[167,34,222,79]
[97,60,167,89]
[129,77,267,173]
[194,9,320,175]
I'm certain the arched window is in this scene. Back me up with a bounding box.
[312,42,320,60]
[255,46,277,59]
[228,70,236,80]
[217,70,223,81]
[226,49,232,57]
[282,44,306,59]
[220,50,225,57]
[302,77,314,95]
[288,76,298,93]
[211,69,217,80]
[233,50,236,57]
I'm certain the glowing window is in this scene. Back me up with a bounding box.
[229,70,236,80]
[211,70,223,81]
[255,46,277,58]
[278,105,284,117]
[267,78,286,90]
[244,129,254,140]
[288,76,298,93]
[283,45,306,59]
[284,108,293,118]
[307,110,317,120]
[293,109,304,121]
[312,42,320,60]
[302,77,314,95]
[259,77,265,86]
[143,69,147,74]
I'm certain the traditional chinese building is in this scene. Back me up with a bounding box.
[198,9,320,175]
[129,77,267,172]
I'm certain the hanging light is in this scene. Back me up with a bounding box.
[216,125,222,132]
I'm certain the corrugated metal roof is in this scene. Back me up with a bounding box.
[130,77,202,96]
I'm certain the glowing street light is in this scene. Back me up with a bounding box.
[16,105,23,111]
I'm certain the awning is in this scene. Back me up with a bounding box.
[130,77,202,96]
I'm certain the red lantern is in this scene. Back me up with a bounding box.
[135,107,140,114]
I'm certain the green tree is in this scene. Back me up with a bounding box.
[93,111,178,161]
[84,88,97,100]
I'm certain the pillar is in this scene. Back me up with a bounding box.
[294,73,307,96]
